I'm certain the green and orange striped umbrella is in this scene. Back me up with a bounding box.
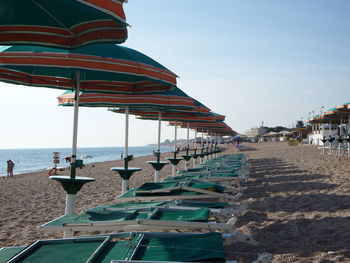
[59,87,196,183]
[58,88,195,109]
[0,44,177,93]
[0,43,178,215]
[0,0,128,48]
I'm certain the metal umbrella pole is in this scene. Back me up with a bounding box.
[348,114,350,157]
[173,121,178,176]
[122,106,130,192]
[185,123,190,170]
[321,124,325,154]
[155,112,162,181]
[111,106,141,194]
[51,71,94,219]
[66,71,80,215]
[149,112,168,182]
[338,118,342,157]
[192,128,197,167]
[200,130,204,164]
[329,121,332,155]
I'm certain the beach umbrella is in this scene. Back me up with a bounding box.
[178,120,235,159]
[0,0,128,48]
[0,43,177,214]
[59,87,196,190]
[138,113,217,171]
[112,100,212,176]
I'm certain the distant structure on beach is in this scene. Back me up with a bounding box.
[245,126,267,138]
[245,125,293,142]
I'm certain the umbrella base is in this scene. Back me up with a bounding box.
[182,155,192,161]
[146,161,169,171]
[111,167,141,180]
[167,158,182,166]
[50,176,95,195]
[191,154,199,159]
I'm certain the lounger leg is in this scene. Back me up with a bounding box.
[63,229,74,239]
[65,194,76,215]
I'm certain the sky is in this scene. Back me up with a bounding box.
[1,0,350,149]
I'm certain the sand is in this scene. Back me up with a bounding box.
[1,143,350,262]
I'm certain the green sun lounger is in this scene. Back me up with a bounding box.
[38,206,259,245]
[0,247,27,263]
[164,171,247,184]
[2,232,228,263]
[86,199,250,221]
[88,199,248,216]
[116,180,242,203]
[2,232,271,263]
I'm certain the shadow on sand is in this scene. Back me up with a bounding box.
[231,156,350,262]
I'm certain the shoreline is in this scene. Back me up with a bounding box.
[0,149,178,178]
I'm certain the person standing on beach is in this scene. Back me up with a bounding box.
[7,160,14,177]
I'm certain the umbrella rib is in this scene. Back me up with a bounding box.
[32,0,72,35]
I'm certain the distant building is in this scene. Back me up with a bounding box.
[245,126,268,138]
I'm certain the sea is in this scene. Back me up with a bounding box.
[0,146,173,177]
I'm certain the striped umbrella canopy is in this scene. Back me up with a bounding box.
[308,114,342,125]
[324,107,350,116]
[0,0,128,48]
[58,88,195,109]
[130,103,215,171]
[0,44,177,93]
[335,102,350,111]
[323,107,350,125]
[58,87,196,184]
[0,43,177,215]
[211,112,225,122]
[110,98,212,117]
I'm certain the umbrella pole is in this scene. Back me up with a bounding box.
[193,128,197,167]
[329,121,332,155]
[155,112,162,182]
[70,72,80,180]
[206,130,209,161]
[122,106,129,193]
[66,71,80,215]
[348,114,350,157]
[185,123,190,170]
[172,121,178,176]
[339,118,342,157]
[201,131,204,164]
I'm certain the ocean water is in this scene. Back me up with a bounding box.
[0,146,173,177]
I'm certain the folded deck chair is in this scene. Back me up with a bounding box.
[164,173,248,189]
[2,232,271,263]
[116,181,243,203]
[38,207,257,245]
[178,163,249,175]
[178,160,250,176]
[88,199,250,218]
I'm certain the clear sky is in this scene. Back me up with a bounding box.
[1,0,350,149]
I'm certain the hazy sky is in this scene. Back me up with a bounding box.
[1,0,350,149]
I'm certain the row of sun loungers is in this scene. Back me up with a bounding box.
[1,153,272,263]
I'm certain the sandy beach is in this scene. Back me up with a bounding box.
[1,143,350,262]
